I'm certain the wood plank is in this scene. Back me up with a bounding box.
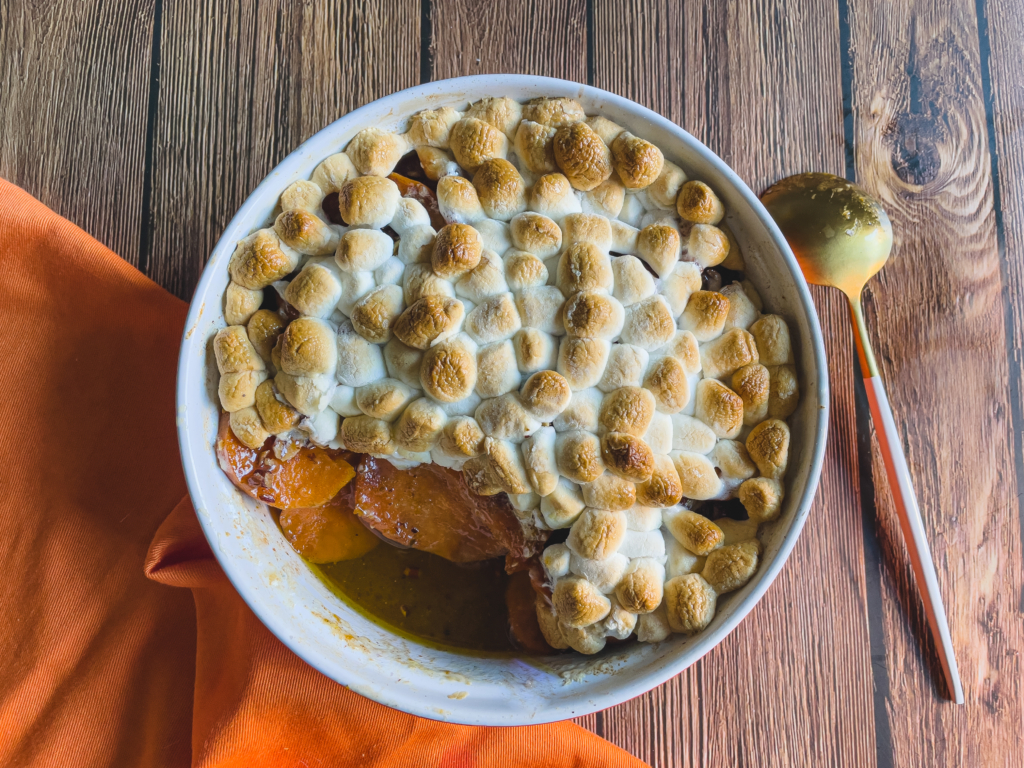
[428,0,588,82]
[145,0,421,300]
[0,0,155,262]
[591,1,877,766]
[849,0,1024,763]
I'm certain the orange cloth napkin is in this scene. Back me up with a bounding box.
[0,179,649,768]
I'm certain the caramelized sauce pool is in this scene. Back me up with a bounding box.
[316,545,515,653]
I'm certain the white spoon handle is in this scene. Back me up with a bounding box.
[864,375,965,704]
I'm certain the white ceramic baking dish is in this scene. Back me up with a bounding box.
[176,74,829,725]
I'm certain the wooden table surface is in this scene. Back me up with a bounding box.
[3,1,1022,765]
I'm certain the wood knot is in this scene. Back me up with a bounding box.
[888,113,941,186]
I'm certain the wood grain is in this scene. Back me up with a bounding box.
[0,0,155,262]
[144,0,421,299]
[590,2,877,765]
[429,0,588,82]
[850,0,1024,763]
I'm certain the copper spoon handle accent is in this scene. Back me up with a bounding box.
[849,295,965,704]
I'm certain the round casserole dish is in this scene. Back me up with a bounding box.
[176,75,829,725]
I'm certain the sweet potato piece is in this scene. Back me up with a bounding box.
[279,491,379,563]
[216,412,355,509]
[505,569,554,654]
[354,456,542,571]
[389,172,446,229]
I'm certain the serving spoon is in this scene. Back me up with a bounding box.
[761,172,965,704]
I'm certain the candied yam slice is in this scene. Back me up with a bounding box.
[505,569,555,654]
[279,493,379,563]
[354,456,532,570]
[216,411,263,500]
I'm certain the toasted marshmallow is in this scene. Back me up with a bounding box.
[700,327,759,380]
[569,551,628,593]
[664,330,702,373]
[337,176,400,229]
[215,326,266,374]
[617,557,667,615]
[680,291,730,342]
[528,173,582,220]
[618,528,666,560]
[475,393,540,443]
[310,152,358,193]
[335,229,393,273]
[711,439,757,497]
[415,146,460,180]
[676,180,725,224]
[665,535,703,579]
[643,355,690,413]
[661,262,703,318]
[536,595,570,649]
[509,212,562,258]
[328,385,361,417]
[635,453,684,508]
[464,96,522,140]
[345,128,409,177]
[601,432,655,482]
[229,406,270,449]
[522,426,559,496]
[407,106,462,148]
[349,284,404,344]
[473,158,527,220]
[612,255,656,307]
[664,574,717,634]
[503,250,549,292]
[436,176,486,224]
[228,229,301,290]
[456,248,509,302]
[636,602,672,643]
[340,415,395,454]
[512,285,566,336]
[280,180,324,214]
[225,283,263,327]
[620,295,676,351]
[539,476,586,528]
[581,473,636,511]
[284,260,343,319]
[483,437,531,494]
[392,296,464,350]
[255,379,302,434]
[461,453,504,495]
[246,310,285,364]
[436,415,485,460]
[702,540,762,594]
[449,117,508,172]
[680,222,730,268]
[392,397,446,452]
[635,225,681,278]
[519,369,572,421]
[553,387,603,433]
[768,364,799,419]
[274,209,339,257]
[430,223,481,279]
[555,430,605,483]
[603,598,639,640]
[553,577,611,628]
[750,315,793,366]
[355,379,416,422]
[732,363,770,425]
[335,321,386,387]
[381,337,424,389]
[419,334,478,403]
[746,419,790,480]
[721,283,759,331]
[611,131,664,189]
[561,213,613,254]
[279,318,337,377]
[597,344,649,393]
[219,370,267,412]
[475,341,522,398]
[598,386,656,437]
[512,327,558,372]
[275,371,334,416]
[739,477,784,523]
[581,178,626,219]
[553,122,613,191]
[694,379,743,438]
[464,292,521,344]
[522,97,586,128]
[402,263,453,305]
[542,542,572,581]
[647,160,687,210]
[557,337,611,390]
[562,291,624,340]
[336,270,376,317]
[567,508,626,561]
[669,451,723,501]
[513,120,558,175]
[664,507,724,555]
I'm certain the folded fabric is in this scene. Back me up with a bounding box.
[0,179,649,768]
